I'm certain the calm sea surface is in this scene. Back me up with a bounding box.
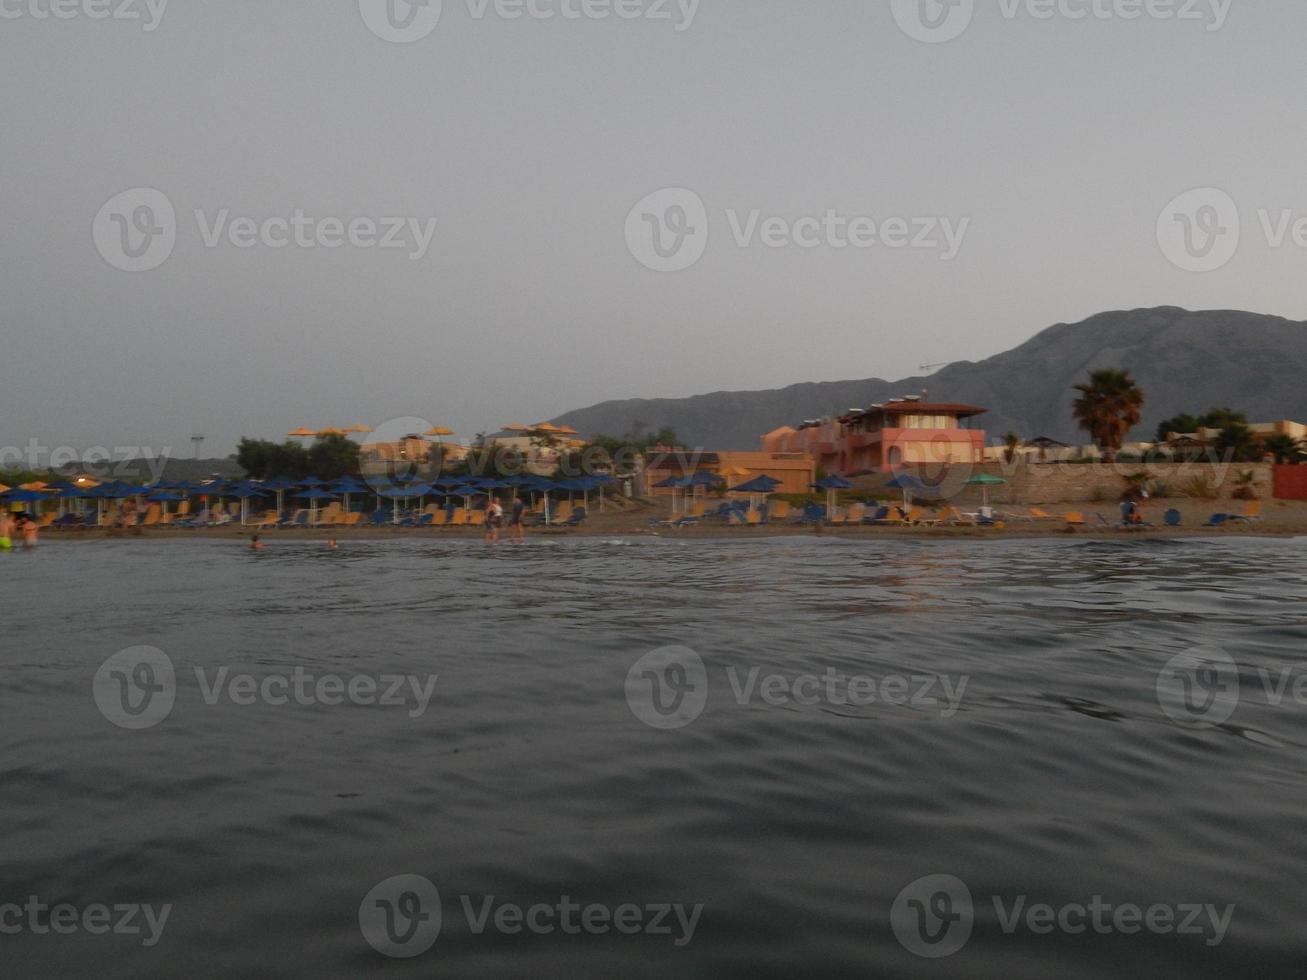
[4,535,1307,978]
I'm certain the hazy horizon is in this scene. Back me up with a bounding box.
[5,1,1307,461]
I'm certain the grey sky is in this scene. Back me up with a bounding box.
[2,0,1303,459]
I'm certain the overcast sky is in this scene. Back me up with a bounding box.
[3,0,1304,459]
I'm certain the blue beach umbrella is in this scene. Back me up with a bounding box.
[885,474,926,510]
[813,476,854,516]
[296,487,337,525]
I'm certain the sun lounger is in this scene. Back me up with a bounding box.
[1065,512,1086,527]
[1205,513,1230,528]
[1165,509,1182,527]
[1229,501,1262,522]
[560,507,588,527]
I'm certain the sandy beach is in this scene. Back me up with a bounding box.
[36,498,1307,542]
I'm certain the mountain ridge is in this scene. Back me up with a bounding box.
[550,308,1307,449]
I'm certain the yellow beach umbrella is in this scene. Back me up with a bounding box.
[346,425,374,434]
[424,427,455,437]
[317,427,346,437]
[289,427,316,438]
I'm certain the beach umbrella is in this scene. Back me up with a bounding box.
[261,476,298,516]
[654,474,689,515]
[330,478,366,515]
[728,475,781,514]
[885,474,927,511]
[3,488,48,516]
[965,473,1007,509]
[146,490,185,522]
[814,475,854,517]
[729,475,782,494]
[288,427,316,439]
[227,485,269,525]
[296,487,336,525]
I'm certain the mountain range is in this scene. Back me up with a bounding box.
[551,308,1307,449]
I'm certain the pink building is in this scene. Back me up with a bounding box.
[762,398,987,475]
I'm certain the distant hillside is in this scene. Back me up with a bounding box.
[552,308,1307,449]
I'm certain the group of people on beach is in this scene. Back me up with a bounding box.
[0,511,39,551]
[481,498,528,543]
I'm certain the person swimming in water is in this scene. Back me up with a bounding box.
[0,511,14,552]
[250,535,264,551]
[326,538,338,551]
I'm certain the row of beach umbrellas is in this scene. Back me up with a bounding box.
[1,473,620,526]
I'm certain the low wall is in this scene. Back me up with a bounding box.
[854,461,1273,506]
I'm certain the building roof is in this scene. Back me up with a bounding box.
[838,401,987,423]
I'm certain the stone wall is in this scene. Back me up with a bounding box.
[855,461,1273,506]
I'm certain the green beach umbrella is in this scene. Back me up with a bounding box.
[965,473,1007,509]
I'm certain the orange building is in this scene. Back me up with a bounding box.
[763,397,987,474]
[643,450,815,496]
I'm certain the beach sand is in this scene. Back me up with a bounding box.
[35,498,1307,542]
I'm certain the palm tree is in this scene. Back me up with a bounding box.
[1215,423,1262,463]
[1002,431,1021,464]
[1262,433,1304,465]
[1072,369,1144,463]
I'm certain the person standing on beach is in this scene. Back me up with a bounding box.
[485,499,504,543]
[510,498,526,540]
[0,510,13,552]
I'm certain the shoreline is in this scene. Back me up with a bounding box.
[28,522,1306,543]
